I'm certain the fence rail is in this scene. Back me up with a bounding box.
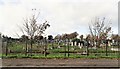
[1,38,119,58]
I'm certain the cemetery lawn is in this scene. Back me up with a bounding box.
[2,42,119,59]
[1,52,119,59]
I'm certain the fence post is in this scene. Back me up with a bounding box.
[5,40,8,56]
[64,40,67,58]
[105,40,108,56]
[25,40,28,56]
[86,41,89,56]
[67,39,70,57]
[44,37,47,57]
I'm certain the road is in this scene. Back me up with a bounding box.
[1,58,120,67]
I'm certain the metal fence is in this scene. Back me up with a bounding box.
[1,38,119,58]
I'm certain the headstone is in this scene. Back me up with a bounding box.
[65,43,67,46]
[108,42,111,46]
[71,48,74,50]
[111,48,120,51]
[83,51,87,54]
[50,47,53,50]
[78,43,82,49]
[78,43,80,46]
[81,43,83,46]
[63,43,65,46]
[58,46,61,48]
[94,42,96,46]
[92,46,97,49]
[74,42,77,46]
[71,42,73,46]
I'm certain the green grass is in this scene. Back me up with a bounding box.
[2,42,119,59]
[8,42,25,52]
[1,52,119,59]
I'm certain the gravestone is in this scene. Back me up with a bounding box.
[92,46,97,49]
[108,41,111,46]
[71,42,73,46]
[78,43,80,46]
[111,48,120,51]
[58,46,61,48]
[81,43,83,46]
[74,42,77,46]
[71,48,74,50]
[78,43,82,49]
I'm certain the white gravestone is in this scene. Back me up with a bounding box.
[71,48,74,50]
[108,42,111,46]
[81,43,83,47]
[71,42,73,46]
[78,43,82,49]
[58,46,61,48]
[74,42,77,46]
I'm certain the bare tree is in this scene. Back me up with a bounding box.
[20,9,50,56]
[89,17,111,48]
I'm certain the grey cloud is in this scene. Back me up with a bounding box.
[0,0,119,38]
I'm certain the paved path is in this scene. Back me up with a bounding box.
[2,58,120,67]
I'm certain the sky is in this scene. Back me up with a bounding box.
[0,0,119,38]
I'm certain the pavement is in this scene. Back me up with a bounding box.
[1,58,120,67]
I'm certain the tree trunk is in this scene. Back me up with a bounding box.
[44,39,48,57]
[68,39,70,57]
[5,42,8,56]
[64,42,66,58]
[25,40,27,56]
[52,40,54,49]
[105,40,108,56]
[30,38,33,56]
[44,45,47,57]
[86,41,89,56]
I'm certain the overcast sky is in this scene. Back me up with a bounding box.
[0,0,119,38]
